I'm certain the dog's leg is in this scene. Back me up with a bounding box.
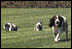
[36,28,39,31]
[9,28,11,31]
[52,27,55,39]
[58,31,61,41]
[64,23,68,40]
[58,35,61,41]
[53,32,57,39]
[65,27,68,40]
[54,30,61,42]
[52,26,57,41]
[54,33,60,42]
[9,24,12,31]
[66,31,68,40]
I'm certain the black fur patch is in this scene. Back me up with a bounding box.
[11,25,17,31]
[58,15,64,27]
[5,23,10,31]
[37,25,42,30]
[48,17,55,27]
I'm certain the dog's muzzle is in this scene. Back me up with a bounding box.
[56,21,60,24]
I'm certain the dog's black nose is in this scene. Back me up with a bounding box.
[56,21,59,24]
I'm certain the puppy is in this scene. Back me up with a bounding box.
[34,21,42,31]
[48,15,68,42]
[3,22,18,31]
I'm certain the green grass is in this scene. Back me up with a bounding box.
[1,8,71,48]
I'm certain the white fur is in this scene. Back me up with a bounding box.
[55,15,60,26]
[7,22,12,31]
[12,23,16,27]
[36,22,41,26]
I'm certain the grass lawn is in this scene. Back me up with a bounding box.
[1,8,71,48]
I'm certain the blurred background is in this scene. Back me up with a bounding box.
[1,1,71,8]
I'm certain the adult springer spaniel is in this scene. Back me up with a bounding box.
[3,22,18,31]
[48,15,68,42]
[34,21,42,31]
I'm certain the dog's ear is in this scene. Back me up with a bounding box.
[58,15,64,22]
[58,15,64,27]
[48,17,55,27]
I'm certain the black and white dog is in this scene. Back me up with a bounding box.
[48,15,68,42]
[34,21,42,31]
[3,22,18,31]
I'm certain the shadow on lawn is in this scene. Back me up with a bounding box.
[59,38,71,42]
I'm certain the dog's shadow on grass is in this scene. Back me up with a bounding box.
[59,38,71,42]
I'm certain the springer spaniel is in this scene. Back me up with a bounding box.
[34,21,42,31]
[48,15,68,42]
[3,22,18,31]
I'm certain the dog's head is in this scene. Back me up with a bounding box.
[36,21,42,30]
[3,23,10,31]
[49,15,64,27]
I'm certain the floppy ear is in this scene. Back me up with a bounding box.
[58,15,64,27]
[58,15,64,22]
[48,17,55,27]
